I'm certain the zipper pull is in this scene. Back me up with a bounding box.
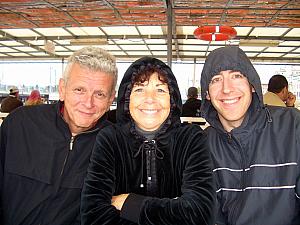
[70,136,74,151]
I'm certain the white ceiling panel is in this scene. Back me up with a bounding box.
[138,26,164,35]
[152,51,167,55]
[66,27,104,36]
[34,28,70,36]
[101,26,139,35]
[285,28,300,37]
[0,47,18,52]
[264,47,295,52]
[148,45,167,50]
[120,45,149,50]
[2,28,40,37]
[249,27,289,37]
[0,40,22,46]
[257,53,284,57]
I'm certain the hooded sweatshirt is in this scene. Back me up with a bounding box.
[81,57,215,225]
[200,46,300,225]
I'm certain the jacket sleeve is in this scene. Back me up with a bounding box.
[120,129,216,225]
[0,119,7,223]
[80,129,135,225]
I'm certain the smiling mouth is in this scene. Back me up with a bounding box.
[141,109,159,114]
[221,97,239,104]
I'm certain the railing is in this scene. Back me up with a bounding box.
[180,117,210,129]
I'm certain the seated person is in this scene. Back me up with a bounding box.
[81,57,215,225]
[263,74,296,107]
[25,90,44,106]
[182,86,201,117]
[0,86,23,113]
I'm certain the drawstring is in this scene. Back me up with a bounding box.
[133,140,164,188]
[264,106,273,123]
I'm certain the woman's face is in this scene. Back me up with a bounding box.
[129,72,170,131]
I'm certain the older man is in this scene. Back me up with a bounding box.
[0,47,117,225]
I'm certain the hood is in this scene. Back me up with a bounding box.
[116,57,182,128]
[200,46,264,127]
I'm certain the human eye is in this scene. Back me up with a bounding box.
[73,87,84,94]
[232,72,245,79]
[157,86,169,94]
[94,91,106,99]
[210,75,222,84]
[132,85,144,93]
[157,88,167,93]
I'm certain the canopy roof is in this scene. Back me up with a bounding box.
[0,0,299,62]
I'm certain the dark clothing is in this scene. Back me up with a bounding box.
[81,57,215,225]
[0,95,23,113]
[182,98,201,117]
[107,108,117,123]
[0,102,110,225]
[200,46,300,225]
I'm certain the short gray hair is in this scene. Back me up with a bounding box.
[63,47,118,88]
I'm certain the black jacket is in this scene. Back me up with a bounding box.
[0,102,110,225]
[81,57,215,225]
[182,98,202,117]
[200,46,300,225]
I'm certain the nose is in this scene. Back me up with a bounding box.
[144,89,156,103]
[82,93,94,108]
[222,76,233,94]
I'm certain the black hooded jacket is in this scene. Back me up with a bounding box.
[200,46,300,225]
[81,57,215,225]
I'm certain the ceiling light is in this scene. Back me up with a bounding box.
[70,38,108,45]
[239,39,279,47]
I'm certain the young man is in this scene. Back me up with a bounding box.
[200,46,300,225]
[0,46,117,225]
[263,74,296,107]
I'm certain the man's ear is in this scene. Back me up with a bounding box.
[107,90,116,111]
[58,78,66,101]
[206,91,211,100]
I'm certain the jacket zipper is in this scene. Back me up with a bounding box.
[40,136,75,224]
[60,136,74,176]
[228,133,247,225]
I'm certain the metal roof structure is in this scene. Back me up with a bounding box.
[0,0,299,63]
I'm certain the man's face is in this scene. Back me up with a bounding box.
[59,63,115,134]
[129,72,170,131]
[281,86,289,101]
[206,70,253,132]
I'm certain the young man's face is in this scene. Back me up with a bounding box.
[59,63,115,135]
[206,70,253,132]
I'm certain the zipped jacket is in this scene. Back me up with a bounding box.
[81,57,215,225]
[0,102,110,225]
[200,46,300,225]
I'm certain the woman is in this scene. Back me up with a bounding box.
[81,57,215,225]
[25,90,43,106]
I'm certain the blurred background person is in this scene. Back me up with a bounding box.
[0,86,23,113]
[181,86,201,117]
[25,90,44,106]
[263,74,296,107]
